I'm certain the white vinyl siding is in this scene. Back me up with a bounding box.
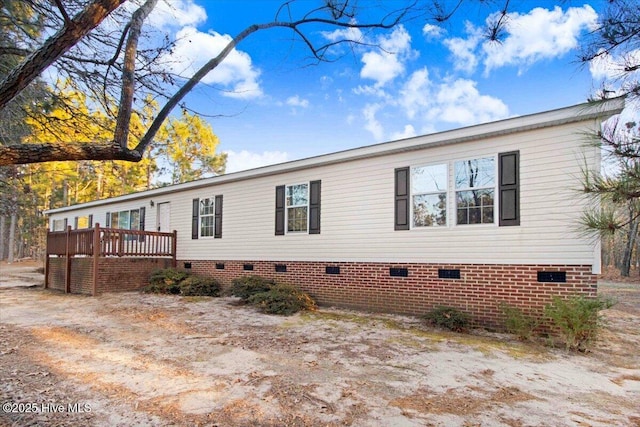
[46,107,611,269]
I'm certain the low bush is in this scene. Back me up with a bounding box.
[423,306,470,332]
[247,283,317,316]
[230,275,275,301]
[499,303,540,341]
[544,295,614,352]
[180,276,221,297]
[143,268,220,297]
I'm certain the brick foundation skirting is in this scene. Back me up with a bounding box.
[47,257,173,295]
[181,259,596,328]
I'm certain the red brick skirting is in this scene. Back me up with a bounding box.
[183,259,596,328]
[47,257,173,295]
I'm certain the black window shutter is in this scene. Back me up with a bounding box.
[276,185,285,236]
[139,207,146,230]
[309,180,321,234]
[88,214,93,228]
[275,185,285,235]
[499,151,520,226]
[74,217,78,229]
[105,212,111,227]
[192,198,199,239]
[214,195,223,238]
[394,167,410,230]
[63,218,68,229]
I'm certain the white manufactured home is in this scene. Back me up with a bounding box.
[45,100,623,326]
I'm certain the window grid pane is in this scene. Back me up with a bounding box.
[456,189,494,224]
[287,207,308,232]
[286,184,309,232]
[199,197,215,237]
[412,164,448,227]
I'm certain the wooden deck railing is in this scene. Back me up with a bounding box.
[45,224,177,295]
[46,224,177,258]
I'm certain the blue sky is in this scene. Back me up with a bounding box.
[143,0,626,173]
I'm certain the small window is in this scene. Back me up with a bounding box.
[199,197,215,237]
[286,183,309,232]
[52,219,66,231]
[76,216,90,229]
[275,264,287,273]
[412,164,447,227]
[215,263,225,270]
[455,157,495,225]
[243,264,254,271]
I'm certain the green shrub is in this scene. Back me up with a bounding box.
[423,306,470,332]
[499,303,540,341]
[544,295,614,352]
[180,276,221,297]
[148,268,189,287]
[247,284,317,316]
[230,275,275,301]
[143,268,220,297]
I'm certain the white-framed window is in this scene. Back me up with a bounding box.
[411,164,448,227]
[76,216,90,229]
[454,157,495,225]
[52,218,66,231]
[199,197,215,238]
[110,209,141,230]
[286,183,309,233]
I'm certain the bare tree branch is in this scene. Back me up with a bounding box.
[0,0,127,111]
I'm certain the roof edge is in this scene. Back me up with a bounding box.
[44,98,624,215]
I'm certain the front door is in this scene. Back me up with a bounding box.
[157,202,171,232]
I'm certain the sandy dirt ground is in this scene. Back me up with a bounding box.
[0,262,639,426]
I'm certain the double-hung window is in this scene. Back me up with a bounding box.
[110,209,142,230]
[199,197,215,237]
[286,183,309,233]
[411,164,447,227]
[454,157,495,225]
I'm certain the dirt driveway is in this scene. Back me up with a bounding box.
[1,263,639,426]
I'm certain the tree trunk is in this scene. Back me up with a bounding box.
[0,215,5,261]
[0,0,127,111]
[0,141,141,165]
[8,212,16,263]
[620,208,639,277]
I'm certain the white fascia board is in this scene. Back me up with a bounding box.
[44,98,624,215]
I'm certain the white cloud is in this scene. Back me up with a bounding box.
[390,125,417,140]
[286,95,309,108]
[360,26,415,87]
[165,27,262,99]
[589,49,640,81]
[481,5,598,74]
[225,150,290,173]
[423,24,445,39]
[363,103,384,141]
[147,0,207,29]
[443,22,482,73]
[443,6,597,75]
[430,78,509,125]
[398,68,432,119]
[321,23,364,43]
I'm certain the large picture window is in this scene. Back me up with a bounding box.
[199,197,215,237]
[109,209,143,230]
[454,157,495,225]
[411,164,447,227]
[286,183,309,232]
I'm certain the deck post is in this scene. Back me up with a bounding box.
[44,229,50,289]
[92,223,100,296]
[64,225,71,293]
[171,230,177,268]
